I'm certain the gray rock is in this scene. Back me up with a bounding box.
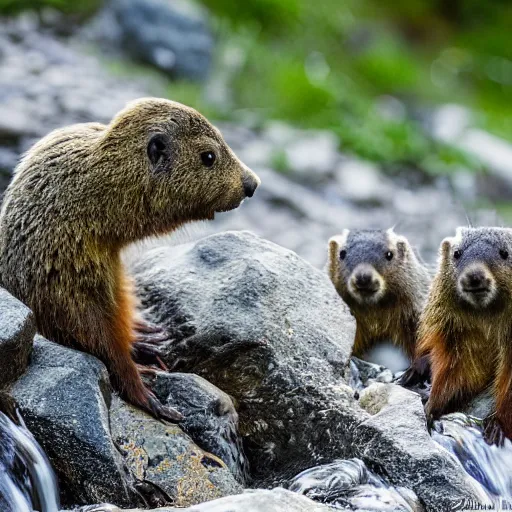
[151,372,248,483]
[132,231,358,483]
[0,288,35,388]
[357,383,490,509]
[110,394,242,507]
[349,357,393,391]
[284,130,339,179]
[67,488,333,512]
[90,0,213,80]
[9,337,142,509]
[335,159,395,205]
[0,147,18,195]
[464,390,495,419]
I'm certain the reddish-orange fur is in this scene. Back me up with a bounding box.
[415,228,512,443]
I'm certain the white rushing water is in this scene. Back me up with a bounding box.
[0,411,60,512]
[432,413,512,506]
[288,458,420,511]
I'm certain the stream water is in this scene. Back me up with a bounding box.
[433,414,512,506]
[0,411,59,512]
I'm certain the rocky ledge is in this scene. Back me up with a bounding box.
[0,231,489,511]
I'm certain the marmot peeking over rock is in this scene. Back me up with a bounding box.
[415,227,512,445]
[328,229,430,361]
[0,98,260,421]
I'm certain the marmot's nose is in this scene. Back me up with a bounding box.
[355,273,375,290]
[242,170,260,198]
[461,270,489,291]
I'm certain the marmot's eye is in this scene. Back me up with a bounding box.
[201,151,216,168]
[454,250,462,259]
[339,250,347,260]
[500,249,509,260]
[385,251,393,261]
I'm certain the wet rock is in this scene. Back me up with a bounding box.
[9,336,142,508]
[464,389,495,419]
[151,372,248,483]
[349,357,393,391]
[89,0,213,80]
[68,488,333,512]
[110,394,242,507]
[0,288,35,388]
[357,383,490,509]
[132,231,358,483]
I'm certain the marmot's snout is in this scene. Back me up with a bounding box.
[457,263,496,307]
[242,167,260,198]
[348,264,384,303]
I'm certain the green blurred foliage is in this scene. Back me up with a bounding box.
[197,0,511,174]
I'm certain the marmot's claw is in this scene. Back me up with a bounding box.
[147,392,183,422]
[133,341,168,370]
[483,416,506,447]
[134,319,166,335]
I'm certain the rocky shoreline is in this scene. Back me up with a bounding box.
[0,231,493,511]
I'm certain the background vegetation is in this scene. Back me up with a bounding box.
[2,0,511,176]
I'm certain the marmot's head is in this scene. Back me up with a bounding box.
[99,98,260,234]
[328,229,421,308]
[439,227,512,310]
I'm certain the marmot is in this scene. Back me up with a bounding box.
[415,227,512,445]
[328,229,430,361]
[0,98,260,422]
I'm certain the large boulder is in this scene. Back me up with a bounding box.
[132,231,358,483]
[0,288,35,388]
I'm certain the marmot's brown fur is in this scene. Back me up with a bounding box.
[417,227,512,444]
[0,98,260,421]
[328,229,430,361]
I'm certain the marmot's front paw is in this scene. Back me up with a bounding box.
[483,415,506,447]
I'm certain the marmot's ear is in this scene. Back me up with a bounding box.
[328,230,349,266]
[328,230,349,253]
[440,238,452,260]
[147,133,170,169]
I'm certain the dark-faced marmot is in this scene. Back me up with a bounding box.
[0,97,260,421]
[328,229,430,362]
[415,227,512,444]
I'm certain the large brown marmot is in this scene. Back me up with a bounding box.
[0,97,260,421]
[415,227,512,445]
[328,229,430,362]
